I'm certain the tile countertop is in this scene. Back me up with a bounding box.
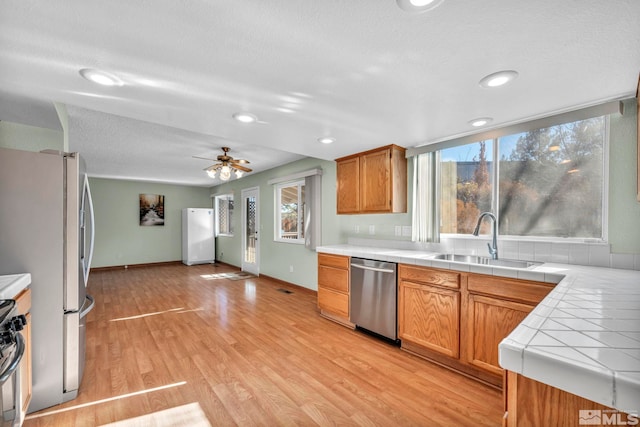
[316,244,640,413]
[0,273,31,300]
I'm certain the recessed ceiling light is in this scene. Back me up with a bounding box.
[232,112,258,123]
[79,68,124,87]
[396,0,445,13]
[469,117,493,127]
[318,137,335,144]
[479,70,519,88]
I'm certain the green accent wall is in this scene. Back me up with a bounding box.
[0,121,63,152]
[608,98,640,253]
[211,157,342,290]
[89,178,212,267]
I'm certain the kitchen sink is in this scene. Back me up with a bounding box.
[433,254,542,269]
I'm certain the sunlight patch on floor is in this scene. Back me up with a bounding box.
[25,382,188,419]
[110,308,185,321]
[99,402,211,427]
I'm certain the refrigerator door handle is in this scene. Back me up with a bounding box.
[80,295,95,319]
[81,174,95,287]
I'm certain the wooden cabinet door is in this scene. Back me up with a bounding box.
[398,280,460,358]
[360,148,391,212]
[318,287,349,318]
[467,294,533,376]
[15,289,32,416]
[336,157,360,214]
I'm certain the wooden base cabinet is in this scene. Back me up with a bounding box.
[317,253,352,326]
[467,274,554,379]
[398,265,460,358]
[467,295,533,376]
[503,371,634,426]
[398,264,555,388]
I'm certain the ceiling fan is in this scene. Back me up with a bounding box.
[194,147,252,180]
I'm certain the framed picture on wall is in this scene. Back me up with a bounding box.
[139,194,165,226]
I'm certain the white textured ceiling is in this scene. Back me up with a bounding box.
[1,1,639,186]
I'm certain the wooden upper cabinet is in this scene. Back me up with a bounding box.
[336,156,360,214]
[336,144,407,214]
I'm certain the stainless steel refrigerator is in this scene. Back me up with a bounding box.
[0,147,95,412]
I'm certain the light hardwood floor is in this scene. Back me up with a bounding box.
[24,263,502,426]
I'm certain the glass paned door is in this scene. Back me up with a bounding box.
[241,187,259,275]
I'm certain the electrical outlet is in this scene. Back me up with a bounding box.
[402,226,412,237]
[369,225,375,235]
[220,252,223,259]
[355,225,360,233]
[289,265,294,273]
[395,225,401,236]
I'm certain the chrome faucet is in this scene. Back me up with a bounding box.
[473,212,498,260]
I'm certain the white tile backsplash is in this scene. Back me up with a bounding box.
[534,242,553,262]
[346,237,640,270]
[551,243,570,264]
[569,243,590,265]
[518,242,535,260]
[612,253,635,270]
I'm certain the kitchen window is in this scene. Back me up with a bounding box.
[411,104,616,242]
[214,194,234,236]
[275,180,305,243]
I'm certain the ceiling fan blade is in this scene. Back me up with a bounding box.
[230,159,250,164]
[233,164,252,172]
[203,164,222,171]
[193,155,217,161]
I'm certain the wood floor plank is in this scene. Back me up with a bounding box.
[24,263,502,426]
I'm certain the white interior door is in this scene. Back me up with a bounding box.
[241,187,260,275]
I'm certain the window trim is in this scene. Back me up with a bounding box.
[274,179,305,244]
[413,113,612,243]
[214,193,234,237]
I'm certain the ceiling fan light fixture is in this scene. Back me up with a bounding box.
[479,70,519,88]
[469,117,493,127]
[79,68,124,87]
[219,165,232,181]
[396,0,445,13]
[232,112,258,123]
[198,147,252,181]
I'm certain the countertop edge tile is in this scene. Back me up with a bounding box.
[0,273,32,300]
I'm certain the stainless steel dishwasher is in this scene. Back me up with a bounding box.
[350,258,398,342]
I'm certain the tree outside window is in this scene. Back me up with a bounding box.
[438,116,606,239]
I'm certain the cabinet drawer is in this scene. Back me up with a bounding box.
[468,274,553,305]
[318,265,349,293]
[318,253,350,270]
[318,287,349,318]
[399,264,460,289]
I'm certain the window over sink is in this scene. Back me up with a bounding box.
[412,103,617,242]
